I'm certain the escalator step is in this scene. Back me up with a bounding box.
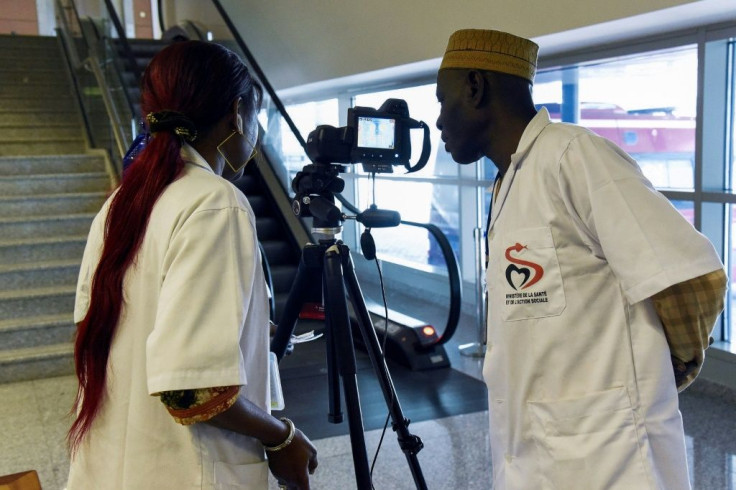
[270,265,298,294]
[261,240,297,266]
[247,194,270,216]
[255,217,282,240]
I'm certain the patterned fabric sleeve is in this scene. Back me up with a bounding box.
[652,268,727,391]
[156,386,240,425]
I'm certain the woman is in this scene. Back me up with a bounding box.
[67,41,318,489]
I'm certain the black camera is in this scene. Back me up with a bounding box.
[305,98,430,174]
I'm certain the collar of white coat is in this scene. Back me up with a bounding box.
[488,107,553,231]
[180,143,215,174]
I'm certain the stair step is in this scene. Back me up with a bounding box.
[0,125,84,141]
[0,343,74,384]
[0,286,76,321]
[0,259,80,290]
[0,83,73,99]
[0,154,108,175]
[0,96,77,112]
[0,51,64,65]
[0,41,62,56]
[0,213,94,240]
[0,236,87,264]
[0,69,67,86]
[0,34,60,49]
[0,192,106,217]
[0,112,79,127]
[0,173,110,195]
[0,56,64,71]
[0,314,75,350]
[0,140,87,156]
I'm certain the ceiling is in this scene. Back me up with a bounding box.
[164,0,736,94]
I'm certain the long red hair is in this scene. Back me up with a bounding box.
[68,41,261,453]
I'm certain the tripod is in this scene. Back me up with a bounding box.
[270,164,427,490]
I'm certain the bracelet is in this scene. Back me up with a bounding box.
[264,417,295,452]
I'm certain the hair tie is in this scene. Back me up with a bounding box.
[146,111,198,142]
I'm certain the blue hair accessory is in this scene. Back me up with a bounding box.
[122,127,151,174]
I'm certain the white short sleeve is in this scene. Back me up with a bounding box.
[146,205,259,394]
[74,205,107,324]
[559,133,722,304]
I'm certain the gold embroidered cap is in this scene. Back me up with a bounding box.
[440,29,539,83]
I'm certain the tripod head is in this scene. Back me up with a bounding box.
[290,162,402,241]
[291,162,346,238]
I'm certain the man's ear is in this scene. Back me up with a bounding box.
[466,70,488,108]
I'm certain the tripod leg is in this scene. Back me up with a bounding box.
[324,279,343,424]
[340,245,428,490]
[323,245,372,490]
[271,244,323,360]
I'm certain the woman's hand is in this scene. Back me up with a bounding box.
[268,428,318,489]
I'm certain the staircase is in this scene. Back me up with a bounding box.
[0,34,113,384]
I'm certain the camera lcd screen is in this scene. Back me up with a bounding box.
[357,116,395,149]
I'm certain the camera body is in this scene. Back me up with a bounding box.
[306,98,415,173]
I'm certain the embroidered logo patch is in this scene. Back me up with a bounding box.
[504,242,544,290]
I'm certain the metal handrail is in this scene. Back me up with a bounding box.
[55,0,82,69]
[84,56,130,160]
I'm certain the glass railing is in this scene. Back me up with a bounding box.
[55,0,136,175]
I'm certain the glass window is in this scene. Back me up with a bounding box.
[731,41,736,192]
[355,177,433,267]
[536,46,697,191]
[730,41,736,344]
[728,203,736,344]
[354,84,451,179]
[350,85,479,269]
[261,98,338,188]
[672,200,695,225]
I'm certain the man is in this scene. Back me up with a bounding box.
[436,29,727,489]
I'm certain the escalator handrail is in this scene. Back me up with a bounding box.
[210,0,307,151]
[399,220,462,347]
[157,0,165,34]
[102,0,142,84]
[259,241,276,321]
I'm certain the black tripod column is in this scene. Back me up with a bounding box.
[323,244,372,489]
[271,243,324,360]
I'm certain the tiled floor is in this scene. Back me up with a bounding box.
[1,357,735,489]
[0,290,734,489]
[0,372,493,490]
